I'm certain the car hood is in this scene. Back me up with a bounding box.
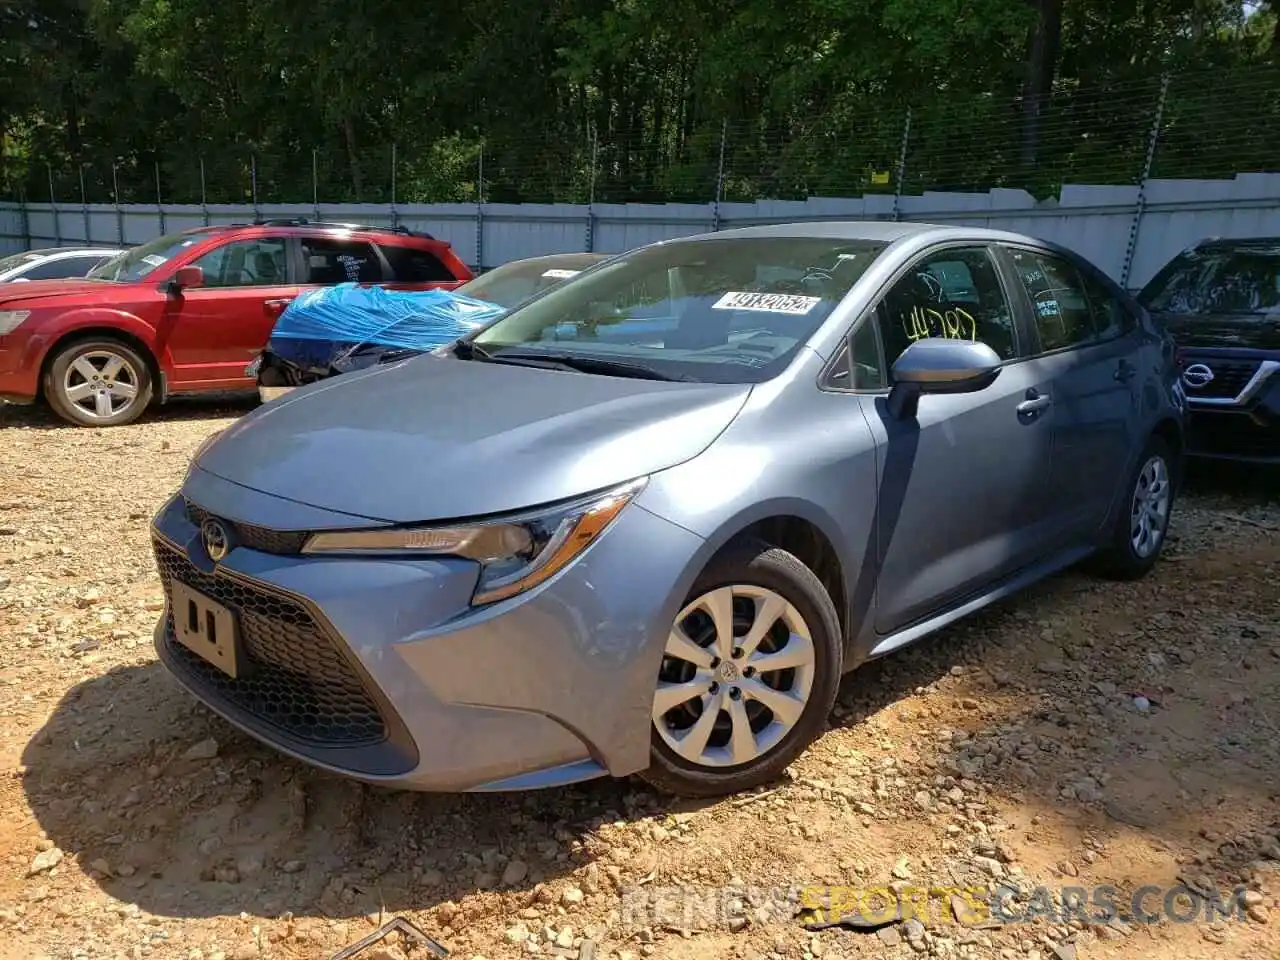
[0,278,123,307]
[197,354,752,524]
[1150,310,1280,352]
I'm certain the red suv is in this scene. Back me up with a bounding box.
[0,219,472,426]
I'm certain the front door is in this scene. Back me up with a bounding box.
[999,246,1141,542]
[851,245,1057,636]
[160,236,299,388]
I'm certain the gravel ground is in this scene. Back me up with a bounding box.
[0,397,1278,960]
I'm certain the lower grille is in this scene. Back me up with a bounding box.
[154,538,386,746]
[184,499,309,555]
[1182,358,1260,400]
[1187,410,1280,459]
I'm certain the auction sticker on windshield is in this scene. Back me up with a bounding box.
[712,292,822,315]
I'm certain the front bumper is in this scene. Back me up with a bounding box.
[0,331,43,403]
[149,481,706,791]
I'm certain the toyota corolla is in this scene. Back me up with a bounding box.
[151,222,1185,797]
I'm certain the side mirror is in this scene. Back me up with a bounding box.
[168,265,204,294]
[886,338,1003,420]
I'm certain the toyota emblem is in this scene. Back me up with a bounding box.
[201,518,232,562]
[1181,363,1215,389]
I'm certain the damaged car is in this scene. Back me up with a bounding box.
[249,252,609,400]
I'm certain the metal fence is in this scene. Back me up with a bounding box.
[4,63,1279,211]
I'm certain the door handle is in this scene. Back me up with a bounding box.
[1016,389,1052,417]
[263,298,293,317]
[1115,359,1137,382]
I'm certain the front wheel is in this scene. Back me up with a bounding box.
[1090,435,1176,580]
[43,339,153,427]
[639,539,843,797]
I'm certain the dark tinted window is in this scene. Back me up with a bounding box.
[873,246,1018,376]
[1009,249,1096,352]
[23,255,108,280]
[1080,270,1136,340]
[301,237,383,284]
[380,244,455,283]
[1140,245,1280,315]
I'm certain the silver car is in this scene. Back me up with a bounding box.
[0,246,124,283]
[151,222,1185,797]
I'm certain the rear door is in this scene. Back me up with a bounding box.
[159,235,302,388]
[998,244,1142,544]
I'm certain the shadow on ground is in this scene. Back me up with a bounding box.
[0,393,257,430]
[17,475,1279,945]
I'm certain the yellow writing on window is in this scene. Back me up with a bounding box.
[903,304,977,342]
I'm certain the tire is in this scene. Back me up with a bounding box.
[44,338,154,428]
[639,538,843,798]
[1090,434,1176,581]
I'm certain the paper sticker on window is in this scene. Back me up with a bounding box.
[541,268,579,279]
[141,254,167,267]
[1036,298,1061,317]
[712,292,822,315]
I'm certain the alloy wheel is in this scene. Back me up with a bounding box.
[62,350,141,421]
[652,584,816,768]
[1130,454,1171,558]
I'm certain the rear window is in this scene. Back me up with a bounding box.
[1140,243,1280,315]
[379,244,457,283]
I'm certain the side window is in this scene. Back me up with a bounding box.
[23,256,107,280]
[1080,270,1137,340]
[379,244,456,282]
[301,238,383,285]
[191,238,289,288]
[872,246,1018,379]
[1008,249,1096,352]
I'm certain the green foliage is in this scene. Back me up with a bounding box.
[0,0,1276,204]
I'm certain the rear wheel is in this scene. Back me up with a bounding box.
[44,338,153,427]
[1091,434,1176,580]
[639,539,842,797]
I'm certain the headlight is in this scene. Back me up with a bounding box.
[302,477,647,605]
[0,310,31,336]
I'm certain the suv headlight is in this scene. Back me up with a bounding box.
[302,477,647,605]
[0,310,31,336]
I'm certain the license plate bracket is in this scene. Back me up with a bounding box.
[170,582,242,679]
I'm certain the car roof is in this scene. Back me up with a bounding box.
[506,253,611,269]
[181,220,444,244]
[22,246,123,258]
[679,220,1042,245]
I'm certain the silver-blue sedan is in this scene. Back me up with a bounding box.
[150,221,1185,797]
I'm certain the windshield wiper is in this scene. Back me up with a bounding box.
[451,339,492,360]
[491,351,695,382]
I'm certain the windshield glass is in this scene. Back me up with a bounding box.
[470,237,888,383]
[459,257,601,309]
[88,230,218,282]
[0,251,42,274]
[1140,244,1280,316]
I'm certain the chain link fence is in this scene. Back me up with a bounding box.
[2,63,1278,210]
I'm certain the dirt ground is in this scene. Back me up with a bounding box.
[0,397,1278,960]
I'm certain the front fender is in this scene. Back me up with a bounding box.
[25,308,171,380]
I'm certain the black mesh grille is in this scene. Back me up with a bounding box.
[184,499,309,555]
[153,538,387,746]
[1182,358,1260,400]
[1188,410,1280,459]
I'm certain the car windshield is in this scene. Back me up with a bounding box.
[1140,243,1280,316]
[470,237,889,383]
[88,230,219,282]
[0,251,43,273]
[458,258,600,309]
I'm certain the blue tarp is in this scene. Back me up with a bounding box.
[268,283,506,359]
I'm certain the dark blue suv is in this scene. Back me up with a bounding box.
[1139,237,1280,464]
